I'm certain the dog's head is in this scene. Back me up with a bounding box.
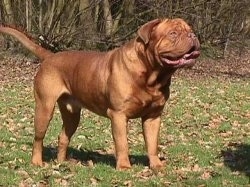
[137,18,200,68]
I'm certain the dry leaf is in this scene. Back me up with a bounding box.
[192,164,201,172]
[200,171,211,180]
[87,160,94,168]
[123,180,133,187]
[136,167,153,180]
[90,177,99,186]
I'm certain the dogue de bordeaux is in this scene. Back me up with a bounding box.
[0,18,200,170]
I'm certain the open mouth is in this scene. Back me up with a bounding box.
[160,48,200,67]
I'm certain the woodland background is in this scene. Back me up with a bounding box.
[0,0,249,57]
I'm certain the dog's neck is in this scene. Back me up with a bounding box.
[121,40,176,94]
[135,40,176,89]
[147,68,175,88]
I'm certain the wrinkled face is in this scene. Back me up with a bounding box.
[138,18,200,68]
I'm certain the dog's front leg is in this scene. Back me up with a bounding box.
[107,109,131,170]
[142,116,164,170]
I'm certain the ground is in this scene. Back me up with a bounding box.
[1,50,249,84]
[0,50,249,186]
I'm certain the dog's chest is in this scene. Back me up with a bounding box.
[125,88,169,118]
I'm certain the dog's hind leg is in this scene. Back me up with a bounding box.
[31,70,65,166]
[57,97,81,162]
[31,92,57,166]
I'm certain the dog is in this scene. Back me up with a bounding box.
[0,18,200,170]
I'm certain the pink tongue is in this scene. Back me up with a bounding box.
[163,51,200,65]
[166,59,183,65]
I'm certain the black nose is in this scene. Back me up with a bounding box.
[188,33,196,38]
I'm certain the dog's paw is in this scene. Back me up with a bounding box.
[149,156,165,171]
[31,159,45,167]
[116,164,132,171]
[116,160,132,170]
[115,156,132,170]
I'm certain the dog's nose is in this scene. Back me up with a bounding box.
[188,33,196,38]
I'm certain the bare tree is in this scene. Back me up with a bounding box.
[25,0,32,32]
[3,0,14,23]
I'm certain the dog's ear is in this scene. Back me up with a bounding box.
[137,19,161,44]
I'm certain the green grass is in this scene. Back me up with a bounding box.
[0,77,249,186]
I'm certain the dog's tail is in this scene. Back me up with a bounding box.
[0,26,53,60]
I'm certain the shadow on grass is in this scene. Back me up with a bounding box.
[5,140,158,168]
[43,146,150,168]
[221,143,250,177]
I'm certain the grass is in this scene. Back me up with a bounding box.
[0,76,249,186]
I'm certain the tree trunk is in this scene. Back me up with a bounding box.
[25,0,32,32]
[47,0,56,32]
[3,0,14,23]
[3,0,14,48]
[39,0,43,33]
[103,0,113,37]
[79,0,97,49]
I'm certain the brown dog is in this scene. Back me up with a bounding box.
[0,18,200,170]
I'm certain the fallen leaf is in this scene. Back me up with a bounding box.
[123,180,133,187]
[17,170,30,179]
[136,167,153,180]
[90,177,99,186]
[192,164,201,172]
[87,160,94,168]
[200,171,211,180]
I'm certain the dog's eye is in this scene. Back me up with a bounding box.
[169,31,177,37]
